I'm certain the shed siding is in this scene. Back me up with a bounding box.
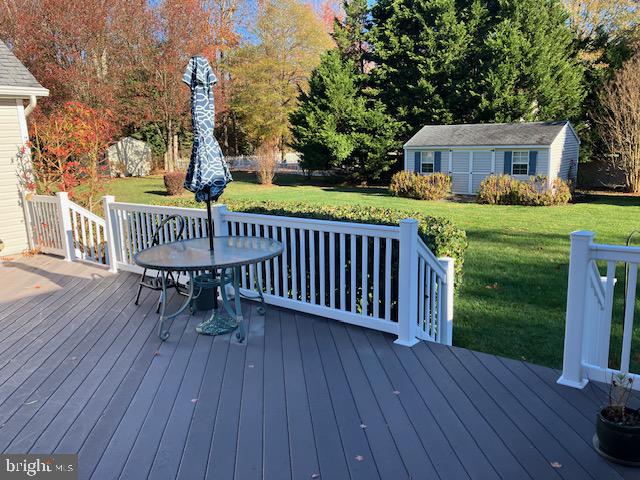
[549,125,579,182]
[495,148,549,178]
[405,146,550,194]
[0,99,29,255]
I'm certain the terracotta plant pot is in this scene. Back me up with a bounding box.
[596,409,640,465]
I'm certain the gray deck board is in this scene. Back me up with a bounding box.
[0,254,637,480]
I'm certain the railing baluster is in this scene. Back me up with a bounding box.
[299,228,306,302]
[385,238,392,321]
[290,227,298,300]
[361,235,368,316]
[430,269,437,339]
[249,224,255,290]
[339,233,346,310]
[281,226,289,298]
[329,232,335,309]
[309,230,316,304]
[273,226,281,296]
[373,237,380,318]
[418,258,425,335]
[88,213,96,260]
[319,231,325,306]
[265,225,272,295]
[621,263,638,373]
[350,234,357,313]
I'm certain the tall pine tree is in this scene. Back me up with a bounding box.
[476,0,585,122]
[369,0,487,133]
[369,0,585,135]
[332,0,370,75]
[290,50,400,181]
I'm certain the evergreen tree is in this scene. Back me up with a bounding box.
[476,0,585,122]
[332,0,370,75]
[369,0,487,133]
[290,50,400,181]
[369,0,585,135]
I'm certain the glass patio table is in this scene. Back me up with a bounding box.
[134,236,283,342]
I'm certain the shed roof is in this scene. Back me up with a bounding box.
[0,40,48,97]
[404,121,570,148]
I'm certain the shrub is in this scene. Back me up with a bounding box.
[223,200,468,288]
[163,171,186,196]
[477,175,572,206]
[389,171,451,200]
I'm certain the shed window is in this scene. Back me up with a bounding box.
[511,151,529,175]
[421,151,434,173]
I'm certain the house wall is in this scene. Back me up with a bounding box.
[404,146,550,194]
[0,98,30,256]
[549,124,580,183]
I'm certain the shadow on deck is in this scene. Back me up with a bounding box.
[0,254,638,480]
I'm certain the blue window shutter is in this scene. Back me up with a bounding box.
[434,151,441,172]
[504,151,512,174]
[414,151,421,172]
[529,150,537,175]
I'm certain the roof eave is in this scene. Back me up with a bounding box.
[0,85,49,98]
[404,143,552,149]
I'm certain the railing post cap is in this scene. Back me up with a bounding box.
[400,218,419,225]
[103,194,115,201]
[56,191,69,199]
[570,230,595,239]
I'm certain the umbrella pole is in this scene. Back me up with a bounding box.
[206,197,214,251]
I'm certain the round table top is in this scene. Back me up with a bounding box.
[133,236,283,271]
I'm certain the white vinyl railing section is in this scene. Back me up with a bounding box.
[21,193,454,345]
[103,197,454,345]
[559,231,640,390]
[23,192,108,266]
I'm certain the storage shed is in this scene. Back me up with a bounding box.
[403,121,580,194]
[0,41,49,256]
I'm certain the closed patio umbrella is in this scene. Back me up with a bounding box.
[182,54,232,250]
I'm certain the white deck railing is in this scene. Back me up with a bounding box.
[559,231,640,390]
[22,194,455,346]
[24,192,108,266]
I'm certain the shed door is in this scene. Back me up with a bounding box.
[450,151,471,194]
[471,151,493,193]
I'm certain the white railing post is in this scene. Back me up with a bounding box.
[20,190,34,250]
[212,204,229,237]
[56,191,74,261]
[102,195,119,273]
[439,257,455,346]
[558,230,594,389]
[395,218,420,346]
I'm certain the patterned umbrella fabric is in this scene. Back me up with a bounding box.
[182,55,232,202]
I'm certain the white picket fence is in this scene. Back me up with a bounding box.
[559,231,640,390]
[23,194,455,346]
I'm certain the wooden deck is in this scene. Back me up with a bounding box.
[0,254,639,480]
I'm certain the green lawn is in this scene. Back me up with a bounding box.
[105,172,640,370]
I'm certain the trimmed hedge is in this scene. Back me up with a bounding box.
[478,175,572,206]
[223,200,468,288]
[389,171,452,200]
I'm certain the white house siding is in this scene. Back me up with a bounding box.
[0,99,29,255]
[549,125,579,182]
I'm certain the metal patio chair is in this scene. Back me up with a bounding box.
[135,214,187,312]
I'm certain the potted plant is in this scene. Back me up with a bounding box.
[594,373,640,465]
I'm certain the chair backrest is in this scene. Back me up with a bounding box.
[151,214,186,246]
